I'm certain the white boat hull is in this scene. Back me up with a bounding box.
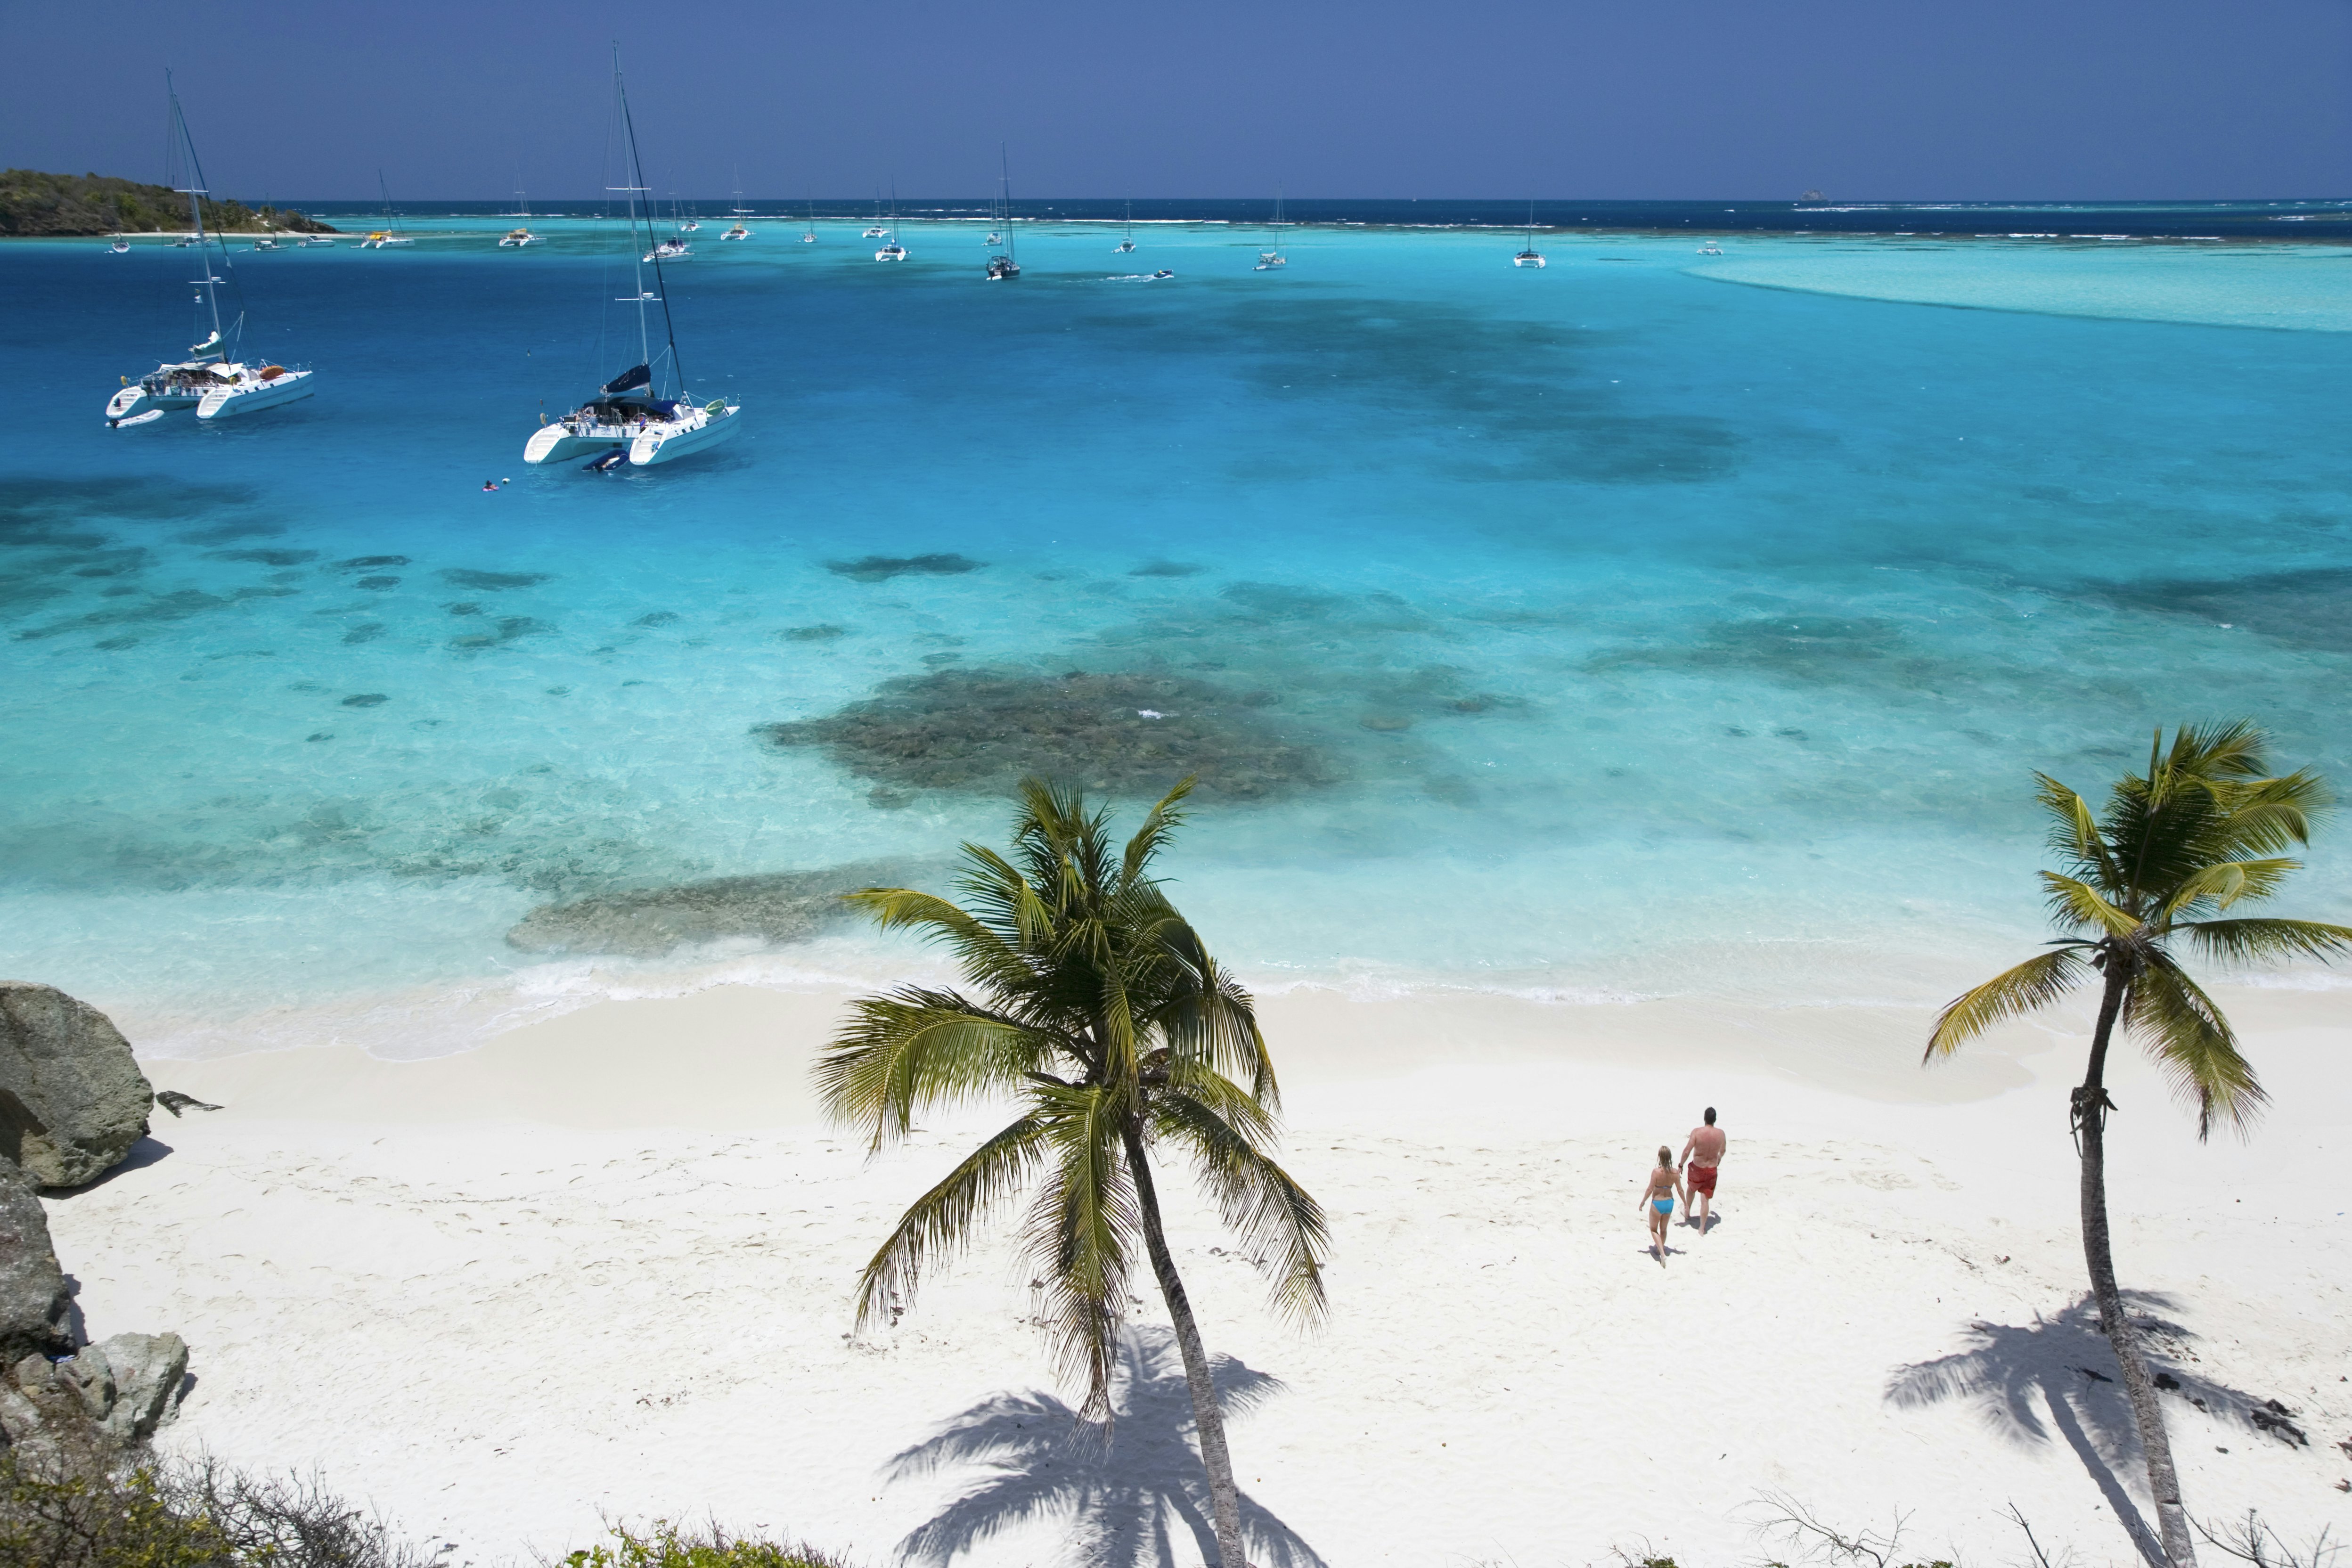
[106,386,198,425]
[198,369,316,419]
[1513,256,1546,269]
[630,406,741,466]
[524,424,626,465]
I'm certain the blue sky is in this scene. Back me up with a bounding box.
[8,0,2347,201]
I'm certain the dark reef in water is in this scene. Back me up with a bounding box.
[825,554,985,583]
[337,555,409,570]
[1584,615,1921,685]
[783,624,848,641]
[210,548,318,567]
[438,569,553,590]
[753,667,1333,800]
[2087,568,2352,654]
[1129,561,1205,578]
[506,861,910,956]
[449,617,552,652]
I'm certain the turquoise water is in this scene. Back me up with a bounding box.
[6,220,2349,1054]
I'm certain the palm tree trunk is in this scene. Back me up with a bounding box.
[2080,959,2196,1568]
[1125,1123,1249,1568]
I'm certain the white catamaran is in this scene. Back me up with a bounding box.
[1256,188,1288,270]
[524,54,741,470]
[104,77,318,428]
[985,147,1020,280]
[360,172,414,248]
[1513,200,1546,268]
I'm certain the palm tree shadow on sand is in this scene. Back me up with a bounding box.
[1887,1293,2288,1568]
[886,1327,1326,1568]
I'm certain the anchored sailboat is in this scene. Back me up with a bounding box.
[104,76,318,428]
[360,172,414,248]
[1513,201,1545,268]
[1255,188,1287,270]
[500,179,543,246]
[985,147,1020,280]
[801,194,818,244]
[1114,199,1136,254]
[874,183,906,261]
[523,52,742,470]
[724,171,753,239]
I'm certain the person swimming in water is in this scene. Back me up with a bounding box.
[1640,1144,1682,1260]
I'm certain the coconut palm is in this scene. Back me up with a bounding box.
[1927,722,2352,1568]
[818,777,1327,1568]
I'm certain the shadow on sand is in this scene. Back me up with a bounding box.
[886,1327,1325,1568]
[1887,1293,2287,1568]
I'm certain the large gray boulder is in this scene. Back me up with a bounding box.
[0,982,153,1188]
[0,1158,72,1362]
[66,1333,188,1442]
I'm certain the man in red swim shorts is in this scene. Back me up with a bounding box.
[1680,1107,1726,1233]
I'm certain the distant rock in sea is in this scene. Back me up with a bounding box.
[0,982,155,1188]
[1798,189,1828,204]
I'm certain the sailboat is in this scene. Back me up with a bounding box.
[1114,199,1136,254]
[500,180,542,246]
[874,184,906,261]
[1255,188,1287,270]
[1512,201,1545,268]
[360,173,414,248]
[723,171,753,239]
[862,194,888,239]
[985,147,1020,280]
[106,196,129,253]
[801,195,818,244]
[105,76,318,427]
[524,52,740,469]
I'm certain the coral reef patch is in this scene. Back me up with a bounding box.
[505,862,912,956]
[753,667,1332,800]
[825,554,985,584]
[437,569,553,591]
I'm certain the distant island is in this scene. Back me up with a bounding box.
[0,169,338,237]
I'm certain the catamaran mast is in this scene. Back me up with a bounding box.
[168,73,225,353]
[612,47,685,397]
[999,144,1017,265]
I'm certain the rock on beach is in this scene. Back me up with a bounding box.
[0,981,154,1188]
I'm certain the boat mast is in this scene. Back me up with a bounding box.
[168,73,226,353]
[613,47,685,397]
[999,144,1016,265]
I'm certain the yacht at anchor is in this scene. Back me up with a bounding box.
[104,78,318,428]
[524,52,740,470]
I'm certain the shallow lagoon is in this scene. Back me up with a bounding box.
[4,219,2348,1051]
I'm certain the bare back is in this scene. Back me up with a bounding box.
[1684,1125,1726,1168]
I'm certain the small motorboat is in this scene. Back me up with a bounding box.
[586,449,627,472]
[299,234,335,247]
[1152,268,1174,279]
[499,227,542,247]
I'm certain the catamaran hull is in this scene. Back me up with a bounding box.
[524,425,626,465]
[198,370,316,419]
[630,410,740,466]
[106,389,199,425]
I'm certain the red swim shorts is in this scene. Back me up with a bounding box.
[1687,1164,1718,1197]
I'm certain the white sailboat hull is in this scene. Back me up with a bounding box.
[524,424,625,465]
[198,368,316,419]
[630,406,740,466]
[106,386,197,425]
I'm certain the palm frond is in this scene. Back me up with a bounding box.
[818,989,1060,1148]
[1022,1079,1140,1420]
[2035,773,2121,888]
[854,1112,1051,1333]
[1119,776,1196,890]
[844,886,1037,1000]
[2160,857,2302,918]
[1154,933,1280,1105]
[2205,769,2332,858]
[2181,916,2352,967]
[1926,947,2092,1060]
[1151,1087,1329,1327]
[2124,956,2266,1140]
[2039,872,2142,937]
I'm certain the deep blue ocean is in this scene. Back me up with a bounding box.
[5,210,2349,1055]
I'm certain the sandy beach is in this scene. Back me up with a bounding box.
[37,978,2352,1566]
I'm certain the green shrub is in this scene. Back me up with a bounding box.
[563,1521,849,1568]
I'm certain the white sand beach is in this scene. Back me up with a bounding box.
[40,980,2352,1566]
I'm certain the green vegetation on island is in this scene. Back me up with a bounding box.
[0,169,337,237]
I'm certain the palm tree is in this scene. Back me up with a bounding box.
[1927,722,2352,1568]
[818,777,1328,1568]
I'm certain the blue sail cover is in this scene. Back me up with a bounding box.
[601,364,653,396]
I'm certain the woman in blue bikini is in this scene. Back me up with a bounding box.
[1640,1145,1683,1259]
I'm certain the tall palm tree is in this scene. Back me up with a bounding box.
[818,777,1327,1568]
[1927,722,2352,1568]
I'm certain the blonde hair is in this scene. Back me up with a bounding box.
[1657,1145,1674,1169]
